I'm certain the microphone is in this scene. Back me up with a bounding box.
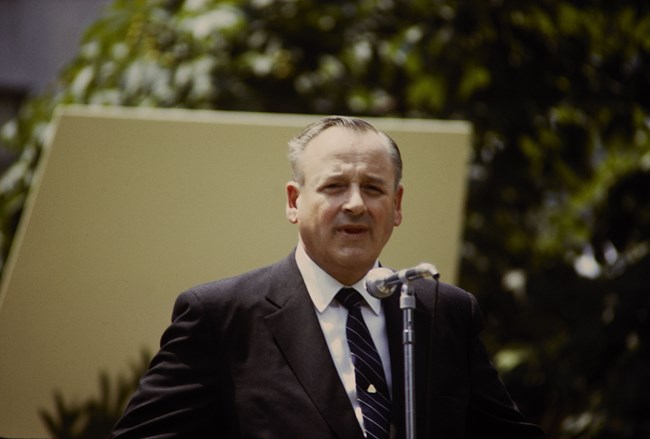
[365,263,440,299]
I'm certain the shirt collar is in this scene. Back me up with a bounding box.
[295,241,382,315]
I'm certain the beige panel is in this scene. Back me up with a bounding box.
[0,105,471,437]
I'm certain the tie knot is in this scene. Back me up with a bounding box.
[336,288,365,311]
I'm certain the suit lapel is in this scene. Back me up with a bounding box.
[263,255,364,439]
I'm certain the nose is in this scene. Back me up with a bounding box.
[342,186,366,215]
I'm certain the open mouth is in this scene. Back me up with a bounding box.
[339,225,368,235]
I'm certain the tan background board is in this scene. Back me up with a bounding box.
[0,105,471,437]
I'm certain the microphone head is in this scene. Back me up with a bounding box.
[413,262,440,280]
[365,267,399,299]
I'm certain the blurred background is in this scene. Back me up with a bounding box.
[0,0,648,438]
[0,0,112,168]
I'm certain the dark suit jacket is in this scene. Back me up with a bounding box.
[110,251,544,438]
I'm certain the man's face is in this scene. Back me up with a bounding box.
[286,127,403,285]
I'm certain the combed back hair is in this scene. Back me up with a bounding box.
[287,116,403,187]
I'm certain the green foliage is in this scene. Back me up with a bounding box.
[2,0,649,437]
[39,350,151,439]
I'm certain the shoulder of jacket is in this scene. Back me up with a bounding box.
[178,254,296,306]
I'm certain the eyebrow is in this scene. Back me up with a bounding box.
[362,174,391,186]
[319,174,392,191]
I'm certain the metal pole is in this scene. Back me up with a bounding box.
[400,283,417,439]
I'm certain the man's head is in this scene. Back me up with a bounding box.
[286,116,404,285]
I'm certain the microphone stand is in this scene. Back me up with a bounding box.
[400,282,417,439]
[366,263,439,439]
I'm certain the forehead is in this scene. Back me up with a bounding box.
[301,127,396,181]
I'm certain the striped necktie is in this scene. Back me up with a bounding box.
[336,287,391,439]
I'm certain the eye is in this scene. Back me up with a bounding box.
[320,182,346,193]
[364,184,385,195]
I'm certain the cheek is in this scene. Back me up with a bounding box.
[297,198,326,225]
[370,200,397,219]
[305,196,338,217]
[310,204,336,225]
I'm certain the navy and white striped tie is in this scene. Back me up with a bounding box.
[336,287,391,439]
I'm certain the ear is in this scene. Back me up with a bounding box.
[285,181,300,224]
[393,184,404,227]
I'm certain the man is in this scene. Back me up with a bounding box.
[110,116,544,438]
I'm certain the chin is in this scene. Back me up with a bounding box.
[334,251,375,270]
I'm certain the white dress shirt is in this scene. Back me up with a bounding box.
[295,242,393,432]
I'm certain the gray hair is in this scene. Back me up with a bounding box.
[287,116,403,186]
